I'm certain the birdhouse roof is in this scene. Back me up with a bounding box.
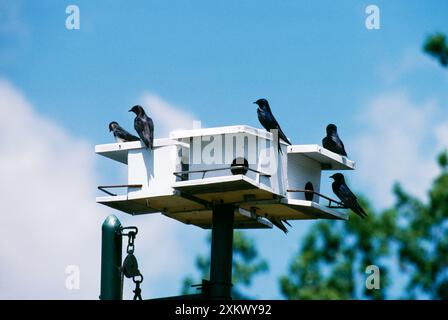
[287,144,355,170]
[170,124,288,145]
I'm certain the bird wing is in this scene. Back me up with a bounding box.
[144,116,154,148]
[267,112,291,145]
[257,109,273,131]
[332,134,347,156]
[258,109,291,145]
[277,127,292,145]
[116,126,140,142]
[336,183,367,218]
[338,182,358,201]
[135,117,150,148]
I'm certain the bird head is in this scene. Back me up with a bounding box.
[326,123,338,135]
[108,121,119,132]
[330,173,345,182]
[253,98,270,110]
[129,105,145,115]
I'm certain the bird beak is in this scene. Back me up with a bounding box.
[253,101,257,105]
[128,109,132,112]
[330,174,335,179]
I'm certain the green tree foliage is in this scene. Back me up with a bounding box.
[423,33,448,67]
[281,153,448,300]
[393,152,448,299]
[183,153,447,299]
[280,198,394,299]
[183,156,447,299]
[181,231,268,299]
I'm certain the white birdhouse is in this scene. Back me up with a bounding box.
[96,125,355,229]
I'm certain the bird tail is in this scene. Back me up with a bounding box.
[268,218,290,234]
[353,203,368,219]
[279,131,292,146]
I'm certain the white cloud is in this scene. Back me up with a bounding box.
[0,79,205,299]
[349,91,447,208]
[141,92,198,137]
[0,79,100,299]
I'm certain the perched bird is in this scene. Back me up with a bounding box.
[330,173,367,219]
[129,105,154,149]
[108,121,140,143]
[253,99,292,152]
[322,124,347,156]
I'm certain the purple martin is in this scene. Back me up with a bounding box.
[109,121,140,143]
[322,124,347,156]
[330,173,367,219]
[253,99,291,152]
[129,105,154,149]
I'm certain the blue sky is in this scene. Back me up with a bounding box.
[0,1,447,299]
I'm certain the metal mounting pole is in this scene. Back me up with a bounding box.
[100,215,123,300]
[209,204,234,300]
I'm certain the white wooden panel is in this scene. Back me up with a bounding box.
[127,144,179,199]
[287,153,321,202]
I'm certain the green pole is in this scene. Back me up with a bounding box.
[100,214,122,300]
[209,204,234,299]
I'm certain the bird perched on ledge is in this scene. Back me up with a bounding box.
[330,173,367,219]
[129,105,154,149]
[322,124,347,156]
[253,98,291,152]
[109,121,140,143]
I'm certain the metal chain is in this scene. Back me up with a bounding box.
[126,231,135,254]
[132,274,143,300]
[120,226,143,300]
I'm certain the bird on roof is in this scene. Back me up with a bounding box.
[253,98,291,153]
[129,105,154,149]
[322,124,347,156]
[108,121,141,143]
[330,173,367,219]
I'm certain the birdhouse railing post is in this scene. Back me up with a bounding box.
[209,204,235,300]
